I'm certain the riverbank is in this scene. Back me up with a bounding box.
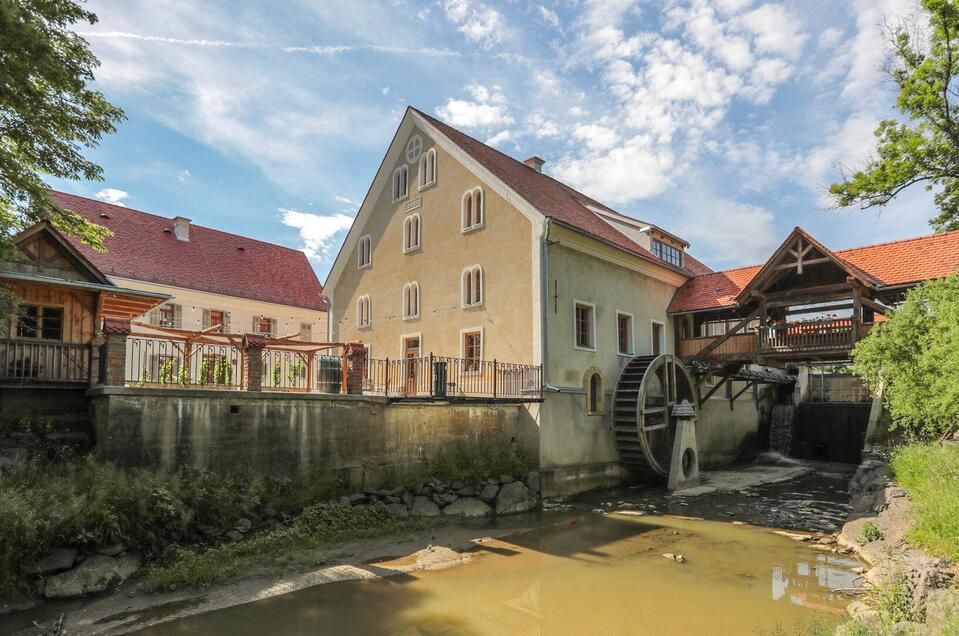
[834,445,959,634]
[2,459,863,635]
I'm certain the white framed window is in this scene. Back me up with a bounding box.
[403,214,421,253]
[573,300,596,351]
[651,320,665,355]
[357,234,372,269]
[419,148,437,189]
[392,165,409,202]
[461,187,484,232]
[402,282,420,320]
[356,295,371,329]
[462,264,484,307]
[652,238,683,267]
[616,311,634,356]
[460,327,483,374]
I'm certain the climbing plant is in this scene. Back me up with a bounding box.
[852,273,959,440]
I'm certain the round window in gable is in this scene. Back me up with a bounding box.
[405,135,423,164]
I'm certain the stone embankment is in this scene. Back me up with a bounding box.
[837,453,957,632]
[338,470,541,519]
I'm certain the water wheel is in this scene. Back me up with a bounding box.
[612,354,699,479]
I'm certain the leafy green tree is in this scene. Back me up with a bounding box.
[852,273,959,440]
[1,0,124,312]
[829,0,959,232]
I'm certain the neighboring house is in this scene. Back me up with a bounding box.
[50,191,327,341]
[324,107,715,492]
[0,221,168,418]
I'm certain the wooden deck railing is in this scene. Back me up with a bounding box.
[363,356,543,401]
[678,333,756,358]
[680,319,876,360]
[0,339,90,384]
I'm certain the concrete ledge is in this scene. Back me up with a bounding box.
[87,385,390,404]
[540,461,626,497]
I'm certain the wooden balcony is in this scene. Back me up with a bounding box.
[680,319,874,362]
[0,339,91,384]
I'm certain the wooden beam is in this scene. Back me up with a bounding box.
[784,301,854,316]
[859,295,889,316]
[773,256,830,271]
[700,376,730,404]
[695,307,761,360]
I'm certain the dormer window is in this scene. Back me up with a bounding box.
[419,148,437,189]
[652,238,683,267]
[357,234,372,268]
[461,187,484,232]
[392,165,409,202]
[403,214,421,253]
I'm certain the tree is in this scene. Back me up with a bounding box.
[1,0,123,312]
[852,273,959,440]
[829,0,959,232]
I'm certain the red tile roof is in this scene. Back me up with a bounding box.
[50,191,326,312]
[414,108,711,278]
[669,229,959,313]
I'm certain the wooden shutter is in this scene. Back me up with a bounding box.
[172,304,182,329]
[148,307,159,326]
[223,312,231,334]
[270,319,277,336]
[202,309,211,329]
[253,315,261,333]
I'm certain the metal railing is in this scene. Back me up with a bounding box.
[363,355,543,401]
[126,336,241,389]
[261,350,343,393]
[0,339,90,384]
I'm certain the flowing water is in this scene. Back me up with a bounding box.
[132,467,860,636]
[770,404,796,456]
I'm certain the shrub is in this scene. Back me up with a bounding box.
[892,443,959,561]
[860,522,884,544]
[427,435,534,483]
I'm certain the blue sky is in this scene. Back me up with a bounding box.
[53,0,935,281]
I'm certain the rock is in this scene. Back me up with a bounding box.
[233,518,252,533]
[495,481,537,515]
[452,481,464,491]
[433,493,458,506]
[338,496,352,506]
[386,503,410,518]
[348,493,367,505]
[499,474,515,484]
[0,597,38,616]
[401,489,414,508]
[32,548,78,575]
[410,496,441,517]
[0,447,28,471]
[925,588,959,627]
[385,495,402,504]
[224,529,245,542]
[525,471,541,494]
[442,498,492,518]
[389,486,405,497]
[486,477,500,485]
[96,543,126,557]
[456,486,477,497]
[480,483,500,503]
[43,554,140,599]
[421,486,434,498]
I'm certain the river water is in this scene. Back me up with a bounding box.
[134,465,860,636]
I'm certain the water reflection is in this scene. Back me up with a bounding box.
[132,513,859,636]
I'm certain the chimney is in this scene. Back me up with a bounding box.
[172,216,191,242]
[523,156,545,173]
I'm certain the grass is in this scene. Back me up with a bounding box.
[891,443,959,561]
[860,521,884,544]
[145,502,434,590]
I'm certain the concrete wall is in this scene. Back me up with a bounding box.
[89,387,538,489]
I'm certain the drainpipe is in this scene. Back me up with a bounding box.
[322,294,333,342]
[540,218,568,394]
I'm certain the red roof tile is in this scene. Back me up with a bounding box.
[669,229,959,313]
[414,108,710,278]
[50,191,326,312]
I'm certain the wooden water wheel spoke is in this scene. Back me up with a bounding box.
[612,354,698,479]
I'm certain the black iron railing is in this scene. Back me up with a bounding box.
[363,355,543,401]
[126,336,241,389]
[261,350,343,393]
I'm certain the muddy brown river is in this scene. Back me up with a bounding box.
[133,466,860,636]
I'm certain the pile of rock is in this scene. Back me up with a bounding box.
[338,471,542,519]
[31,545,142,600]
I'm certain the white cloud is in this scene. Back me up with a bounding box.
[442,0,505,48]
[280,209,354,260]
[95,188,130,206]
[672,187,779,265]
[177,170,191,182]
[572,124,619,152]
[553,138,675,205]
[539,5,561,29]
[486,130,513,146]
[818,27,844,49]
[737,4,808,59]
[436,84,514,129]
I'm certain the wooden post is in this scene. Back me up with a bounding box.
[340,348,348,395]
[852,286,862,344]
[306,353,314,392]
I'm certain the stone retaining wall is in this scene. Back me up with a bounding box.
[89,387,540,490]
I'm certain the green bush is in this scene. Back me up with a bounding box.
[427,436,534,483]
[860,522,884,544]
[892,443,959,561]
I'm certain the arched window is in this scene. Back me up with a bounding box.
[403,214,421,252]
[402,282,420,319]
[356,295,371,328]
[585,370,603,415]
[461,187,484,232]
[462,265,483,307]
[392,165,409,202]
[357,235,372,268]
[419,148,437,189]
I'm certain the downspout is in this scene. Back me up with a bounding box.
[540,218,576,394]
[322,294,333,342]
